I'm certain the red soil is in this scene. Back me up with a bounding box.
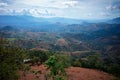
[67,67,115,80]
[19,65,116,80]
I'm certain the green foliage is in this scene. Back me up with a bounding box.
[45,54,71,80]
[28,50,53,65]
[80,54,104,69]
[72,52,120,77]
[54,54,71,68]
[86,54,103,68]
[106,64,120,77]
[72,59,82,67]
[0,38,25,80]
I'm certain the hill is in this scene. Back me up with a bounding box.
[0,15,84,26]
[19,65,116,80]
[108,17,120,24]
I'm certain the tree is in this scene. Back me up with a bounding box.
[45,54,71,80]
[28,50,53,65]
[72,58,82,67]
[0,38,25,80]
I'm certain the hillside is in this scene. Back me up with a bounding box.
[19,65,116,80]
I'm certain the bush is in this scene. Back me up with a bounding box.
[28,50,53,65]
[45,54,71,80]
[72,59,82,67]
[107,64,120,77]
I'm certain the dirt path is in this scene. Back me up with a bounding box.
[19,65,116,80]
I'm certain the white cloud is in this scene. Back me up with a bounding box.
[106,5,120,11]
[0,2,8,7]
[99,12,110,16]
[0,0,120,19]
[12,0,78,9]
[62,1,78,7]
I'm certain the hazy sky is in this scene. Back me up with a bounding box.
[0,0,120,19]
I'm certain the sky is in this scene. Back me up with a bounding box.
[0,0,120,19]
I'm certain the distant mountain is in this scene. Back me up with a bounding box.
[0,15,120,27]
[112,17,120,22]
[0,26,19,32]
[0,15,85,27]
[0,15,49,26]
[0,15,120,33]
[108,17,120,24]
[0,26,13,31]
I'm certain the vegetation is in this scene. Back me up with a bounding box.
[0,38,25,80]
[72,53,120,78]
[0,38,120,80]
[45,54,71,80]
[28,50,54,65]
[0,22,120,79]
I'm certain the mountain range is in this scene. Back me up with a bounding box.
[0,15,120,33]
[1,15,119,27]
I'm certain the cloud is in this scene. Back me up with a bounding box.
[0,8,55,17]
[0,0,14,4]
[106,4,120,11]
[0,8,14,15]
[62,1,78,8]
[99,12,110,16]
[105,0,120,11]
[28,9,55,17]
[0,0,120,19]
[0,2,8,7]
[111,5,120,11]
[87,13,92,16]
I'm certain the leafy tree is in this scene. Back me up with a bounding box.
[0,38,25,80]
[80,53,104,70]
[45,54,71,80]
[72,58,82,67]
[28,50,53,65]
[86,54,103,69]
[107,64,120,77]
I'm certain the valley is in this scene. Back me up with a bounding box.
[0,15,120,80]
